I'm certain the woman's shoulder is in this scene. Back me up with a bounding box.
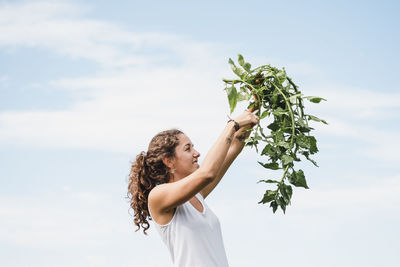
[148,184,164,202]
[148,184,178,226]
[148,183,174,210]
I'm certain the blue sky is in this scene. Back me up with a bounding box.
[0,0,399,266]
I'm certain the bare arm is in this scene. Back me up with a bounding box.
[149,112,258,214]
[201,102,260,199]
[200,124,253,199]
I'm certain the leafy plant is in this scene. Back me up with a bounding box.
[223,54,327,213]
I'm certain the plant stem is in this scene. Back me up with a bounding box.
[274,165,289,202]
[222,79,242,84]
[272,84,296,149]
[287,77,304,117]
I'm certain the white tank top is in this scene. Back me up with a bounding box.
[148,192,229,267]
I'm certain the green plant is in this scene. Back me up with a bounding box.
[223,54,327,213]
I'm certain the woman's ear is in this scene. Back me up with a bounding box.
[162,157,174,169]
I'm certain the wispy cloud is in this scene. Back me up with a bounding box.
[0,65,230,152]
[0,0,398,163]
[0,0,181,67]
[1,172,398,266]
[0,189,171,267]
[307,85,400,120]
[196,171,400,266]
[298,84,400,162]
[1,1,399,267]
[0,0,231,153]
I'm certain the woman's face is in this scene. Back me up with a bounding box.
[172,134,201,178]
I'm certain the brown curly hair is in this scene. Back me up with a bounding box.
[127,129,183,235]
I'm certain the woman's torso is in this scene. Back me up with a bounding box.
[151,194,204,225]
[148,191,229,267]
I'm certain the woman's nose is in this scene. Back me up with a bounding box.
[194,149,200,158]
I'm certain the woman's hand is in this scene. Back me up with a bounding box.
[234,110,259,128]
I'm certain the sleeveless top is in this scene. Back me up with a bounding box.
[148,192,229,267]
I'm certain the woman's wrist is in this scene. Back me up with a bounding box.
[227,118,240,132]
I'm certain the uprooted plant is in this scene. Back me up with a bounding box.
[223,54,327,213]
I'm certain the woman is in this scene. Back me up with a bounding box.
[127,109,259,267]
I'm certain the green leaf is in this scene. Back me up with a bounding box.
[270,200,278,213]
[288,93,302,104]
[243,63,252,72]
[237,93,248,102]
[285,184,293,200]
[260,110,270,119]
[279,184,291,205]
[272,107,289,116]
[289,169,309,189]
[279,196,286,213]
[307,115,328,124]
[238,86,251,102]
[267,121,280,131]
[226,86,238,114]
[281,154,293,165]
[258,190,276,204]
[277,141,290,149]
[303,96,327,103]
[254,132,262,141]
[274,131,284,142]
[238,54,245,66]
[261,144,275,157]
[237,54,252,73]
[258,161,280,170]
[296,119,311,134]
[297,118,308,128]
[307,157,319,167]
[228,58,245,78]
[307,136,318,154]
[296,134,310,149]
[276,70,286,81]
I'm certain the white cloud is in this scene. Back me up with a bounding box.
[193,171,400,266]
[0,191,113,248]
[0,0,204,68]
[292,84,400,162]
[294,175,400,210]
[0,63,230,153]
[306,112,400,163]
[0,0,233,153]
[1,172,399,267]
[0,188,172,267]
[1,1,399,267]
[305,85,400,120]
[0,0,399,163]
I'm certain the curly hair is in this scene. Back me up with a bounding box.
[127,129,183,235]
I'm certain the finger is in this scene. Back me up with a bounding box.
[247,107,259,114]
[249,109,258,115]
[248,106,256,112]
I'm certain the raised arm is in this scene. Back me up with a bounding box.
[200,112,256,199]
[148,110,259,214]
[201,97,260,199]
